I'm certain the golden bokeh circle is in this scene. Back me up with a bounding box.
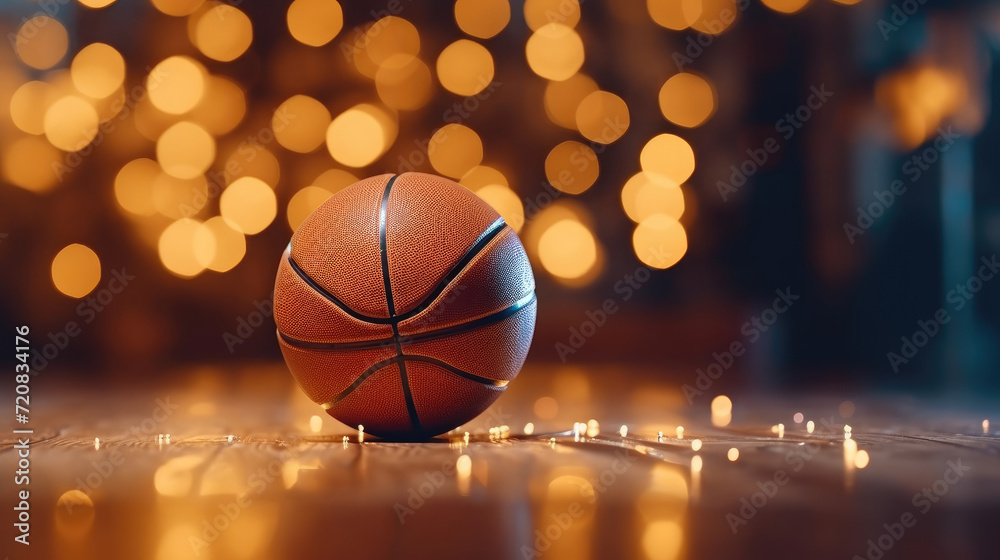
[526,24,584,82]
[52,244,101,298]
[437,40,495,96]
[632,214,688,269]
[658,73,717,128]
[287,0,344,47]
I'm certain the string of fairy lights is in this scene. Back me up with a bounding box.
[4,0,918,301]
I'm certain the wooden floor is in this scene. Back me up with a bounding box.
[2,364,999,559]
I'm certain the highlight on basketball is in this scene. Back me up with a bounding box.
[2,1,999,559]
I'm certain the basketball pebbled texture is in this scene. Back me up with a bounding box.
[274,172,537,439]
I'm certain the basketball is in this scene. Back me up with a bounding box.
[273,172,537,439]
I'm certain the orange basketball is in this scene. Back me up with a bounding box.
[273,173,536,439]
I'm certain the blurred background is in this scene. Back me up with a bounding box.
[2,0,999,394]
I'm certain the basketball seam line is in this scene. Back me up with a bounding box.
[379,176,423,434]
[278,292,536,351]
[319,354,507,410]
[285,217,508,325]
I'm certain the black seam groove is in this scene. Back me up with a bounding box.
[402,355,510,388]
[278,292,536,351]
[378,176,423,433]
[287,217,508,325]
[287,257,394,324]
[321,355,400,409]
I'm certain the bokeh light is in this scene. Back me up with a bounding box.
[220,177,278,235]
[147,56,206,115]
[52,244,101,298]
[476,185,525,232]
[192,4,254,62]
[151,0,204,16]
[526,24,585,81]
[538,219,598,280]
[376,55,434,110]
[689,0,740,35]
[428,124,483,178]
[544,73,598,130]
[762,0,811,14]
[575,91,630,144]
[312,168,358,192]
[621,172,685,223]
[196,216,246,272]
[642,520,683,560]
[287,0,343,47]
[647,0,699,30]
[460,165,509,191]
[287,185,334,230]
[274,95,331,153]
[2,136,62,193]
[632,214,687,269]
[114,158,160,216]
[223,144,281,187]
[437,40,495,96]
[326,104,396,168]
[454,0,511,39]
[78,0,117,7]
[15,16,69,70]
[153,173,209,219]
[659,73,717,128]
[189,75,246,135]
[640,134,695,184]
[9,81,51,135]
[44,96,99,152]
[70,43,126,99]
[352,16,420,79]
[156,122,215,180]
[159,219,209,277]
[545,141,599,194]
[524,0,581,30]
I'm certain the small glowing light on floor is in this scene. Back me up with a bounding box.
[620,425,628,438]
[854,450,870,469]
[358,425,365,443]
[983,419,990,434]
[806,420,815,434]
[457,454,472,494]
[691,439,702,452]
[165,434,171,444]
[793,412,804,424]
[309,415,322,433]
[342,436,349,447]
[691,455,703,472]
[728,448,740,462]
[549,437,556,447]
[587,419,600,437]
[778,423,785,438]
[524,422,535,435]
[844,424,853,439]
[500,425,510,439]
[844,437,858,468]
[657,431,663,442]
[94,438,100,450]
[771,425,778,434]
[227,435,234,443]
[676,426,684,439]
